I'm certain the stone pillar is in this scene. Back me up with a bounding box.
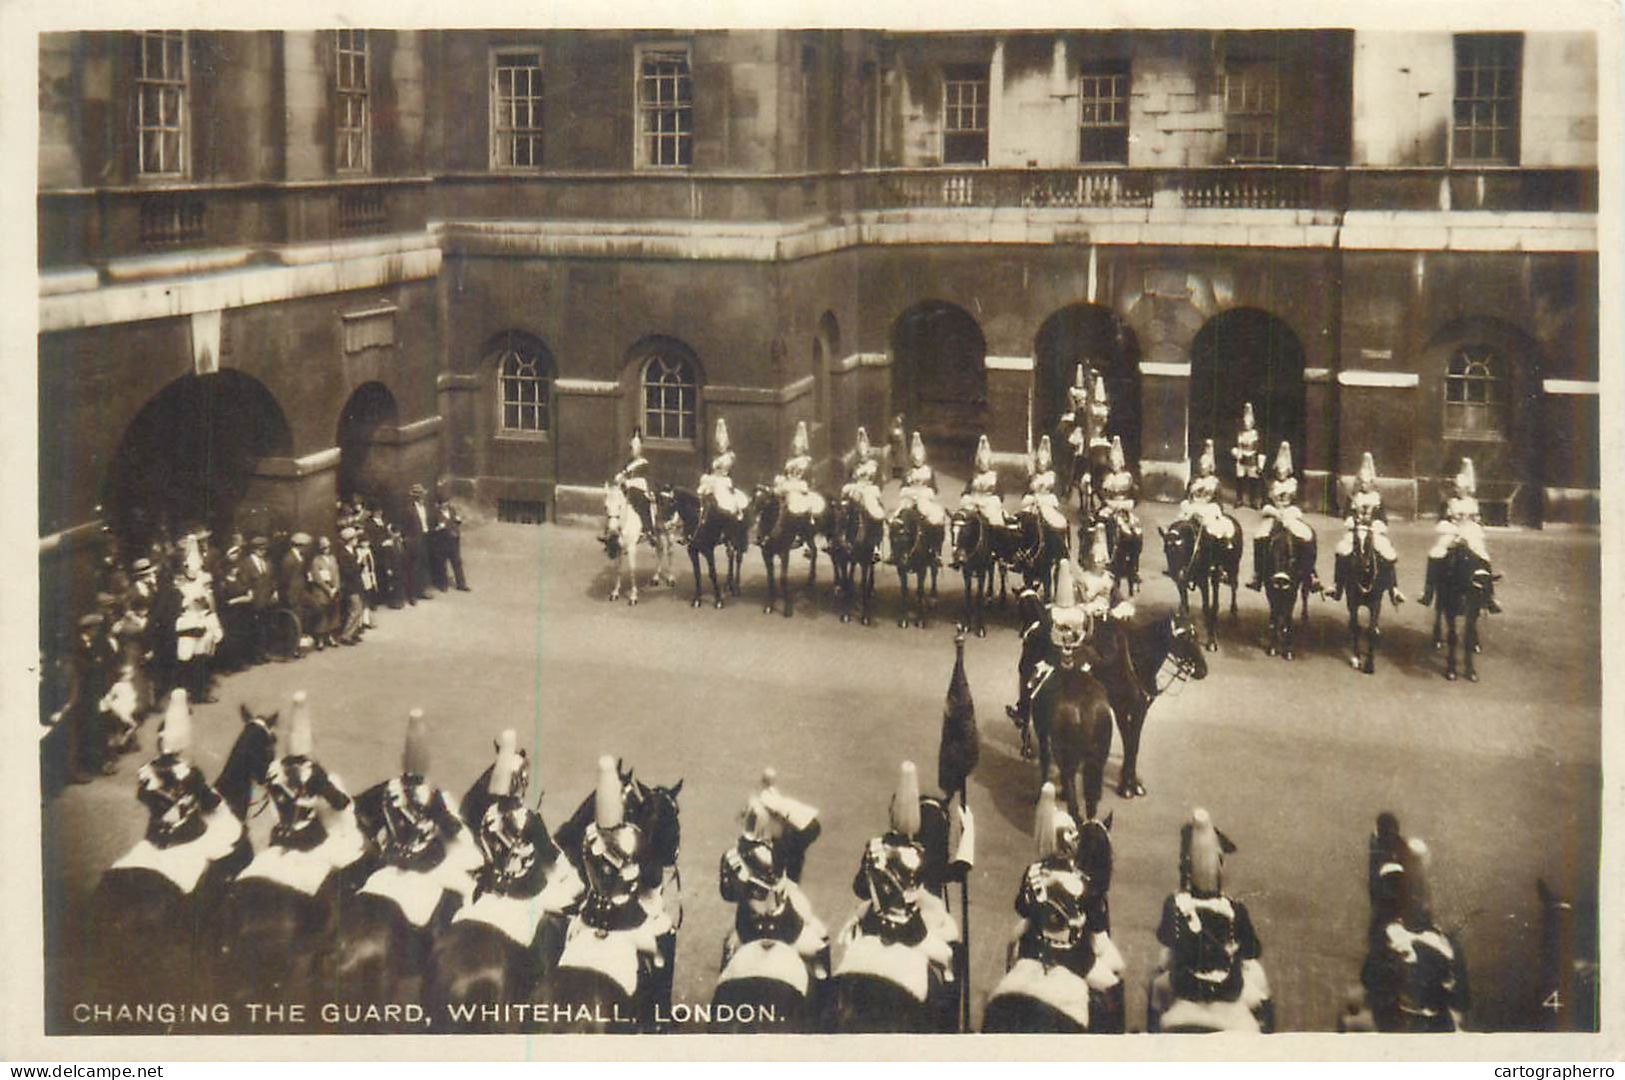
[241,448,341,539]
[1335,371,1419,520]
[1138,361,1190,502]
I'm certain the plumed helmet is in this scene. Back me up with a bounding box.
[1050,560,1089,655]
[1182,807,1235,896]
[974,434,993,473]
[1109,435,1126,472]
[889,761,922,838]
[595,754,624,831]
[1073,363,1086,390]
[629,428,643,457]
[1400,836,1433,923]
[1242,401,1256,429]
[1358,451,1377,490]
[1032,782,1060,859]
[910,431,927,467]
[1034,435,1053,473]
[1274,441,1294,480]
[479,801,544,888]
[402,708,432,777]
[1093,373,1108,401]
[1455,457,1477,496]
[180,534,203,577]
[714,417,731,455]
[855,427,872,460]
[743,793,785,843]
[1091,524,1111,567]
[487,729,520,797]
[1053,559,1079,610]
[792,420,810,457]
[286,690,313,758]
[158,688,191,755]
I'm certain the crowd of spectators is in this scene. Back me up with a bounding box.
[43,483,470,787]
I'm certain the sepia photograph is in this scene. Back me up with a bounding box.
[10,0,1620,1055]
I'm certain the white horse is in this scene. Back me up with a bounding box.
[603,484,677,605]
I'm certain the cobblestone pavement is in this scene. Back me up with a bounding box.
[42,493,1602,1033]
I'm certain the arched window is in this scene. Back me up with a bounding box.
[1444,344,1507,438]
[641,351,698,442]
[494,335,550,434]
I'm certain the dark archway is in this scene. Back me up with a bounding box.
[336,381,401,503]
[1188,309,1307,487]
[815,310,840,459]
[1034,303,1143,465]
[102,370,294,549]
[889,301,987,464]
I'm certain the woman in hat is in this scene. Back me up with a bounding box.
[307,536,342,649]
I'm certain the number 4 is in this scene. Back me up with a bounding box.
[1543,990,1563,1012]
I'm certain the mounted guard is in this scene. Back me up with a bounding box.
[1248,442,1318,591]
[1061,365,1092,457]
[893,431,948,529]
[698,418,752,523]
[1019,435,1068,533]
[1421,457,1501,613]
[612,428,657,540]
[775,421,827,521]
[1179,440,1239,544]
[1231,402,1265,510]
[952,434,1008,570]
[983,784,1125,1032]
[1148,808,1275,1033]
[1328,452,1405,606]
[840,427,888,524]
[127,690,242,872]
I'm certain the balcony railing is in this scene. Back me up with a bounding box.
[37,165,1596,271]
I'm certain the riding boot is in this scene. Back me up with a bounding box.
[1387,561,1407,606]
[1246,543,1265,591]
[1419,557,1440,607]
[1326,555,1347,602]
[1484,564,1503,614]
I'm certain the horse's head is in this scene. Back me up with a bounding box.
[235,703,282,782]
[1078,812,1114,898]
[1161,521,1195,573]
[1165,613,1208,680]
[624,773,683,872]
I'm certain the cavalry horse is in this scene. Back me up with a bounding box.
[601,483,675,606]
[888,505,943,629]
[1030,648,1117,826]
[1260,525,1318,661]
[952,512,1020,637]
[982,813,1123,1033]
[665,486,751,610]
[1160,517,1241,651]
[753,486,834,619]
[537,766,684,1032]
[1432,543,1495,682]
[1099,512,1143,605]
[1341,520,1395,675]
[89,706,276,1018]
[1012,508,1071,603]
[830,496,885,626]
[1091,612,1207,800]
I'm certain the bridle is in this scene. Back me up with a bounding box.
[1124,617,1200,702]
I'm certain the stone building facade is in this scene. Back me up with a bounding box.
[37,28,1600,622]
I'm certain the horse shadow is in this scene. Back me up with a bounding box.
[977,711,1129,835]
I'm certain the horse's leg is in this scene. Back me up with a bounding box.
[708,548,724,609]
[915,572,927,629]
[782,552,795,619]
[626,543,639,606]
[1347,601,1362,670]
[1465,606,1479,682]
[1444,610,1458,681]
[689,546,705,607]
[1432,604,1444,651]
[1118,707,1147,798]
[763,548,777,615]
[1082,727,1106,823]
[959,570,973,633]
[1203,577,1219,651]
[861,562,874,626]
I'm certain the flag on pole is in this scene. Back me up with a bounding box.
[938,631,979,797]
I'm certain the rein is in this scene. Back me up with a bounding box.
[1123,620,1195,702]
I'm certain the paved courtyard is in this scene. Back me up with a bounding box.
[41,493,1602,1033]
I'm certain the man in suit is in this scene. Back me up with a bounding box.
[429,494,471,592]
[279,532,314,636]
[364,502,405,610]
[336,527,367,644]
[398,484,435,604]
[241,535,280,662]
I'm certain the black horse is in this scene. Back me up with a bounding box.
[830,497,884,626]
[1089,612,1207,799]
[951,512,1020,637]
[754,487,833,619]
[1339,524,1395,675]
[1030,645,1116,825]
[1259,525,1318,660]
[665,486,751,609]
[1159,517,1241,651]
[1099,512,1143,604]
[90,707,275,1021]
[1011,508,1070,603]
[539,766,684,1032]
[887,506,943,629]
[1431,543,1496,682]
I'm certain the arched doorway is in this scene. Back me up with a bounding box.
[336,381,401,503]
[1188,309,1307,489]
[890,301,987,465]
[102,370,293,548]
[1034,303,1143,465]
